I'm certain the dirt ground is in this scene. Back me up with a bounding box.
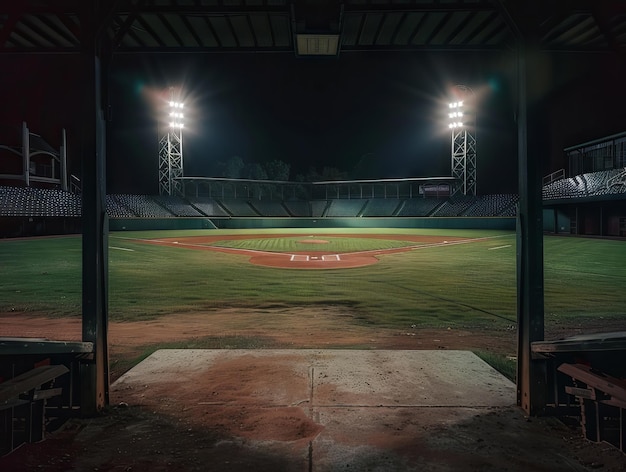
[1,307,626,471]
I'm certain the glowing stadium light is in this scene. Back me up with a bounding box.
[446,85,476,196]
[167,101,185,129]
[160,90,186,196]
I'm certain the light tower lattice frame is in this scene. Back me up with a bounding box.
[158,98,185,196]
[448,86,476,196]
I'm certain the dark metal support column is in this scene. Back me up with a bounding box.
[516,41,547,415]
[80,2,109,416]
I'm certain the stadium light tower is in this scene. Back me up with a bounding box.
[447,85,476,196]
[158,91,185,196]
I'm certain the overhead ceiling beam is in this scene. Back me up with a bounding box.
[36,14,79,46]
[463,10,500,44]
[344,2,498,14]
[202,16,222,47]
[112,0,145,49]
[179,14,203,48]
[157,13,185,47]
[118,5,290,16]
[17,16,61,47]
[424,12,452,45]
[371,13,387,46]
[111,46,293,54]
[134,14,166,47]
[340,43,506,53]
[0,13,22,49]
[388,12,407,45]
[591,4,626,62]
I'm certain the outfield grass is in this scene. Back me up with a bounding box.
[1,229,624,332]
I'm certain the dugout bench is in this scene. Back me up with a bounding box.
[0,337,94,456]
[532,331,626,453]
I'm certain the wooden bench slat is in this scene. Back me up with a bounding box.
[0,365,69,403]
[558,363,626,402]
[33,387,63,401]
[0,398,29,410]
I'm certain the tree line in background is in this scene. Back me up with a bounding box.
[215,153,388,182]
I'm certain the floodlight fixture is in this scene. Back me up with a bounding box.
[160,90,186,196]
[447,85,476,196]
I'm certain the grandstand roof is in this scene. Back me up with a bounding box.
[0,1,625,59]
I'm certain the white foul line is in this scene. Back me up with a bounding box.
[110,246,135,252]
[488,245,511,251]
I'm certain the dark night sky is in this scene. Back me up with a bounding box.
[1,49,624,195]
[106,51,518,194]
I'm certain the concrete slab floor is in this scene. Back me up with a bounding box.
[105,350,611,471]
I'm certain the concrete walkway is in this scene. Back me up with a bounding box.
[108,349,601,471]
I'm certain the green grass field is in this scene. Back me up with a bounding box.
[1,228,624,334]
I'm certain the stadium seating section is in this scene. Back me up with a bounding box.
[0,186,81,217]
[542,168,626,200]
[1,169,623,221]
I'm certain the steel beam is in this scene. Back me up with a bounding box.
[80,1,109,416]
[515,40,547,416]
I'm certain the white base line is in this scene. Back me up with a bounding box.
[290,254,295,261]
[110,246,134,252]
[488,245,512,251]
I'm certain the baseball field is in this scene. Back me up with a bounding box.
[1,227,625,379]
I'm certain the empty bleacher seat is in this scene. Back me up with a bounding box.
[431,197,475,217]
[396,198,443,217]
[218,199,259,216]
[326,199,367,217]
[153,195,203,217]
[188,196,229,216]
[360,199,401,217]
[463,194,518,217]
[310,200,328,217]
[248,200,290,216]
[113,194,174,217]
[283,200,311,217]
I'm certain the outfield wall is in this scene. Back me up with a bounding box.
[109,217,515,231]
[108,218,217,231]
